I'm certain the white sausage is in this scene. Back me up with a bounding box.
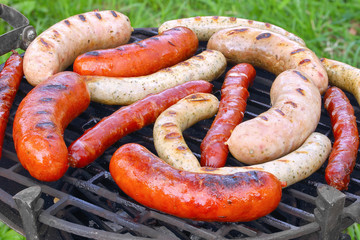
[152,92,331,187]
[23,10,132,86]
[158,16,306,45]
[207,26,328,94]
[84,49,227,105]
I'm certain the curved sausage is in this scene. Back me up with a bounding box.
[109,143,282,222]
[207,26,328,94]
[0,51,23,158]
[158,16,305,45]
[200,63,256,168]
[23,10,132,86]
[153,93,330,187]
[73,26,198,77]
[225,70,321,164]
[324,86,359,191]
[321,58,360,106]
[84,49,226,105]
[13,72,90,181]
[68,80,214,168]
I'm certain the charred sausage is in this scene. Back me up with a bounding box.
[13,72,90,181]
[200,63,256,168]
[324,86,359,191]
[68,80,214,168]
[23,10,132,86]
[158,16,305,45]
[84,49,226,105]
[73,27,198,77]
[0,51,23,158]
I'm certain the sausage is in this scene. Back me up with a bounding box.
[0,51,23,159]
[13,72,90,181]
[23,10,132,86]
[200,63,256,168]
[320,58,360,106]
[73,27,198,77]
[68,80,214,168]
[226,69,321,164]
[158,16,306,45]
[324,86,359,191]
[152,92,331,187]
[84,49,226,105]
[109,143,282,222]
[154,93,219,171]
[207,26,328,94]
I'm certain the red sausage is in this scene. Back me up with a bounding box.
[324,86,359,191]
[0,51,23,159]
[13,72,90,181]
[110,143,282,222]
[73,27,199,77]
[68,80,213,168]
[200,63,256,168]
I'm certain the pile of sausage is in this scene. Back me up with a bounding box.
[1,10,359,222]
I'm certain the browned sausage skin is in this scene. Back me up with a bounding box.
[110,143,282,222]
[324,86,359,190]
[73,27,198,77]
[13,72,90,181]
[200,63,256,167]
[68,80,213,168]
[0,51,23,158]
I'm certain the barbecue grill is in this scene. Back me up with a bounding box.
[1,5,360,240]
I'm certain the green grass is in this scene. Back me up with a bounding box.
[0,0,360,239]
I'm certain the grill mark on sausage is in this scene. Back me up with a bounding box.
[194,55,205,60]
[296,88,305,96]
[285,101,298,108]
[40,38,51,48]
[228,28,248,35]
[260,116,268,121]
[176,146,187,151]
[256,33,272,40]
[165,132,182,139]
[229,17,237,22]
[52,30,60,37]
[39,97,54,102]
[162,122,177,127]
[167,110,177,116]
[78,14,86,21]
[41,84,68,91]
[265,23,271,28]
[36,122,56,129]
[36,110,50,114]
[275,109,285,116]
[291,48,306,55]
[135,42,146,48]
[178,61,190,66]
[299,59,311,65]
[95,12,102,20]
[195,16,201,21]
[111,10,118,17]
[212,16,219,21]
[293,70,309,82]
[64,20,71,26]
[168,41,176,46]
[248,20,254,24]
[85,51,100,56]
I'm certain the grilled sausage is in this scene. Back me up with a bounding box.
[207,26,328,94]
[324,86,359,191]
[321,58,360,106]
[200,63,256,168]
[158,16,305,45]
[152,92,331,187]
[226,70,321,164]
[84,49,226,105]
[73,27,198,77]
[0,51,23,158]
[68,80,214,168]
[13,72,90,181]
[109,143,282,222]
[23,10,132,86]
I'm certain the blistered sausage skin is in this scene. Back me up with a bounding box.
[84,49,226,105]
[324,86,359,191]
[158,16,305,45]
[226,70,321,164]
[321,58,360,106]
[13,72,90,181]
[207,26,328,94]
[68,80,213,168]
[0,51,23,159]
[110,143,282,222]
[23,10,132,86]
[152,92,331,187]
[73,27,198,77]
[200,63,256,168]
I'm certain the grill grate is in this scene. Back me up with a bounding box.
[0,28,359,240]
